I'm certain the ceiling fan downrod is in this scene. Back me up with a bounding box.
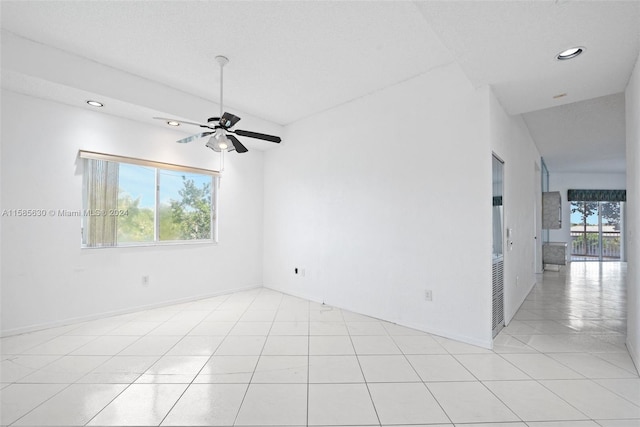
[215,55,229,118]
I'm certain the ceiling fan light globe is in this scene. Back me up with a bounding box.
[208,130,232,151]
[205,136,222,152]
[216,133,230,150]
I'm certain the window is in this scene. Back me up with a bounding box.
[80,151,218,248]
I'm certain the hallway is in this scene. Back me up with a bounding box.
[1,263,639,426]
[495,262,639,425]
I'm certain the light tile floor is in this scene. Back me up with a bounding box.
[1,262,638,426]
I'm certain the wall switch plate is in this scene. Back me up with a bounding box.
[425,290,433,301]
[142,275,150,287]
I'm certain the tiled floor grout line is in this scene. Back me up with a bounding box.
[479,351,595,424]
[2,353,67,384]
[546,351,631,377]
[531,377,606,422]
[590,353,640,375]
[393,334,456,426]
[4,312,162,427]
[230,290,283,427]
[75,295,231,426]
[6,355,108,425]
[155,300,245,426]
[343,309,383,427]
[7,383,74,426]
[590,377,640,408]
[446,351,526,425]
[82,292,236,427]
[6,322,95,355]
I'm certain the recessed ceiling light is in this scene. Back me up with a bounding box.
[556,47,585,61]
[166,121,180,127]
[86,100,104,107]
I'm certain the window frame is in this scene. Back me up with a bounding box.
[79,150,219,248]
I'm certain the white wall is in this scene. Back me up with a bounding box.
[626,53,640,370]
[0,91,266,335]
[489,92,542,324]
[547,172,627,251]
[263,63,495,348]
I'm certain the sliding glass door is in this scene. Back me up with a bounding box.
[570,201,622,261]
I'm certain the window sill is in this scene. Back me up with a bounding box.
[81,239,218,249]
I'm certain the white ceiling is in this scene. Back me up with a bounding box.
[1,1,639,173]
[523,93,626,173]
[416,1,639,114]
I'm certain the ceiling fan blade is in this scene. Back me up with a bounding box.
[177,132,213,144]
[234,129,281,143]
[153,117,215,129]
[227,135,248,153]
[219,112,241,129]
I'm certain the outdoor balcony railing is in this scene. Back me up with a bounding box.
[570,231,621,259]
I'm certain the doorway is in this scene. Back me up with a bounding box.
[534,162,543,273]
[492,155,505,338]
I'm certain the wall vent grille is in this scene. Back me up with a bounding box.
[492,259,505,337]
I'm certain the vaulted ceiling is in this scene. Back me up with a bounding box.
[2,1,638,173]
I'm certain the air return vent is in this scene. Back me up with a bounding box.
[492,259,505,337]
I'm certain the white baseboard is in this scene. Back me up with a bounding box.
[505,278,537,325]
[1,285,261,338]
[397,319,493,349]
[263,284,493,350]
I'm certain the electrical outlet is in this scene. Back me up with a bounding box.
[142,275,150,287]
[424,289,433,301]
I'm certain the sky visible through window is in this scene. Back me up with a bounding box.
[569,201,621,228]
[118,163,210,208]
[570,201,599,226]
[571,210,596,225]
